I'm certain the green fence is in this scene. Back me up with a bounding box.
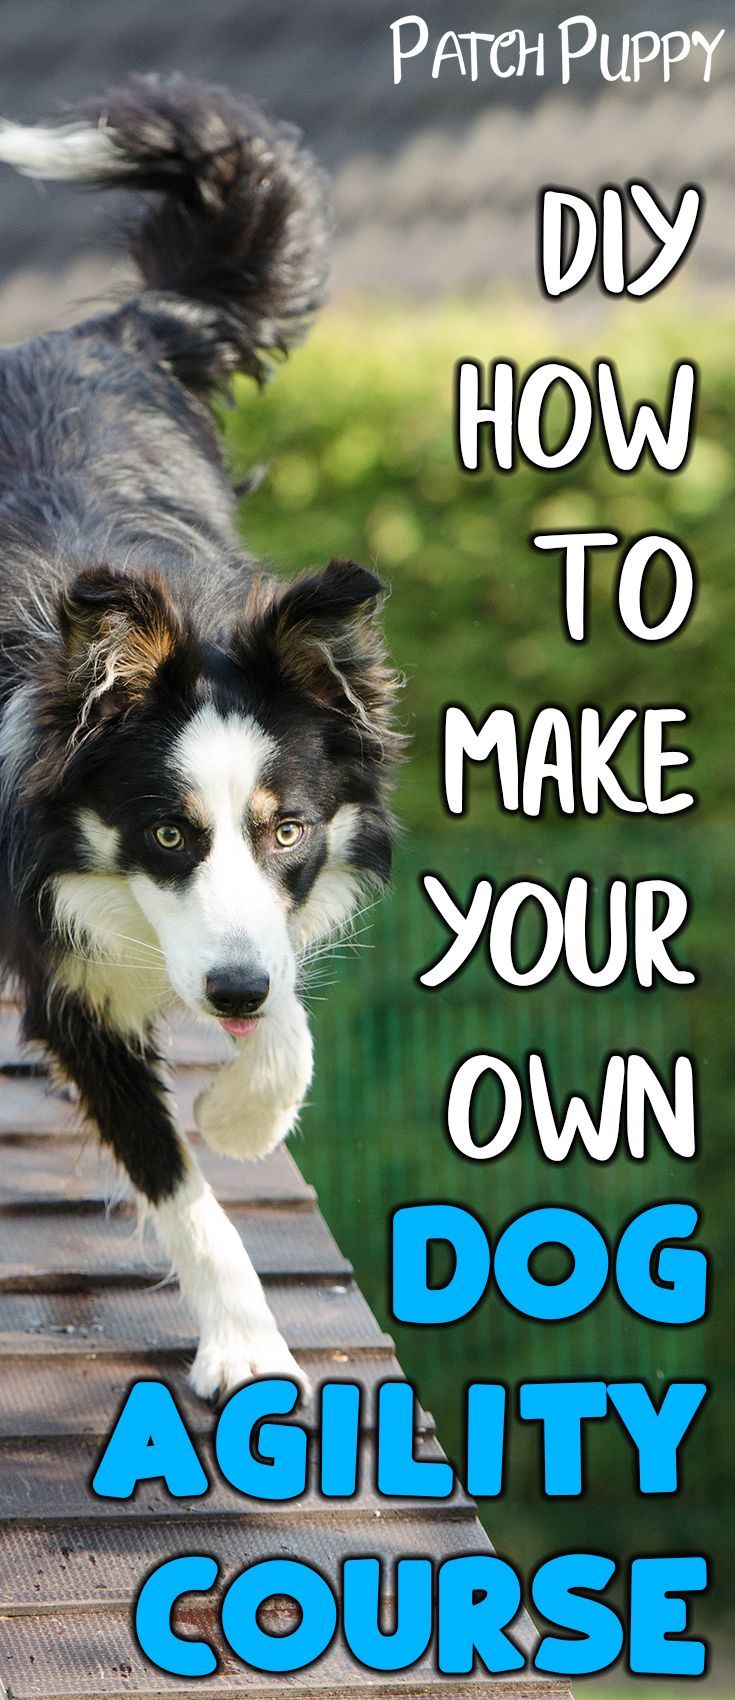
[295,824,727,1603]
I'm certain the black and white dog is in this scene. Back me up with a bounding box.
[0,77,399,1399]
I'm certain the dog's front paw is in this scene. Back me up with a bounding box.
[194,1078,300,1159]
[189,1323,311,1404]
[194,994,313,1158]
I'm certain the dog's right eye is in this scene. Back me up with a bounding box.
[153,824,185,851]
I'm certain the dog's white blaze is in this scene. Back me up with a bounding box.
[173,704,275,837]
[0,119,124,181]
[130,706,294,1012]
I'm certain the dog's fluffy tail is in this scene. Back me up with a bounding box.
[0,74,330,388]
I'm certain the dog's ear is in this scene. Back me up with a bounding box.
[57,567,192,727]
[238,559,402,760]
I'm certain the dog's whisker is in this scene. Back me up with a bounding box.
[83,927,166,958]
[71,956,167,974]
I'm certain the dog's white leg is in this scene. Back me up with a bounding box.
[194,992,313,1160]
[33,985,302,1402]
[153,1156,308,1401]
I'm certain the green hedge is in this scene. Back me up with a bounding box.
[225,293,735,832]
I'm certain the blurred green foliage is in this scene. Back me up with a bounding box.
[224,297,731,1642]
[224,293,735,834]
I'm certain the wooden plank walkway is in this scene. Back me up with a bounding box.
[0,995,571,1698]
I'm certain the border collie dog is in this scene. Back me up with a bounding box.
[0,77,399,1399]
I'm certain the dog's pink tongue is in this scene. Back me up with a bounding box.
[220,1017,259,1038]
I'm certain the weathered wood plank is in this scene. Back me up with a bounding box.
[0,1074,78,1135]
[0,1008,232,1072]
[0,1008,44,1072]
[0,1613,563,1700]
[0,1515,487,1612]
[0,1280,387,1355]
[0,1136,315,1210]
[0,1204,351,1289]
[0,1434,472,1521]
[0,1353,434,1440]
[0,1069,221,1137]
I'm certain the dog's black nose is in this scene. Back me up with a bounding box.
[205,967,270,1017]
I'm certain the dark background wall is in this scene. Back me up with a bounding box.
[0,0,732,337]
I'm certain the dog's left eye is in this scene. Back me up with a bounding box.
[274,821,304,850]
[153,823,185,851]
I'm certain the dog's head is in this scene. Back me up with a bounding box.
[25,560,401,1029]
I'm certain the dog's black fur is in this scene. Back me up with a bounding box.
[0,77,399,1395]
